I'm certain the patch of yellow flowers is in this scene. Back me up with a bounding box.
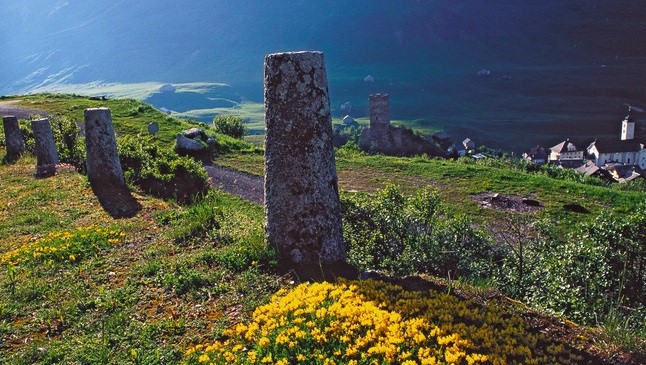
[184,279,581,364]
[0,225,124,267]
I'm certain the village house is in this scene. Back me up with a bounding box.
[463,138,475,152]
[522,145,548,165]
[548,139,584,167]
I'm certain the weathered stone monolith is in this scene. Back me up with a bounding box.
[84,108,140,218]
[2,116,24,162]
[264,51,345,266]
[31,118,59,177]
[84,108,126,190]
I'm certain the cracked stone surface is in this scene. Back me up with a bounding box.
[2,116,24,162]
[31,118,59,177]
[84,108,126,190]
[264,51,345,266]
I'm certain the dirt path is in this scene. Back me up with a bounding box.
[0,101,49,119]
[204,164,264,204]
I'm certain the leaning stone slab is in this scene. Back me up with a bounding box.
[84,108,140,218]
[84,108,126,189]
[264,51,345,266]
[2,115,24,162]
[31,118,59,177]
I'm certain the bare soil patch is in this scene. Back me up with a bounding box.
[472,192,544,212]
[204,164,264,204]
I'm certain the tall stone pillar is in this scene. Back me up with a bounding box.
[264,51,345,266]
[2,116,24,162]
[84,108,126,191]
[31,118,59,177]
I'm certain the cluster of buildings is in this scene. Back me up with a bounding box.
[339,94,643,184]
[523,111,645,183]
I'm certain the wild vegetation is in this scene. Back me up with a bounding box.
[1,94,644,363]
[212,115,247,139]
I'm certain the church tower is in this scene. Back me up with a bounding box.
[621,114,635,140]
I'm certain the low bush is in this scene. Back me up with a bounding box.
[51,115,86,172]
[524,208,644,325]
[343,186,645,343]
[213,115,246,139]
[117,135,209,204]
[342,186,496,279]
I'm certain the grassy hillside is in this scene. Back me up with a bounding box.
[1,153,641,364]
[217,147,644,220]
[0,153,281,364]
[1,95,644,363]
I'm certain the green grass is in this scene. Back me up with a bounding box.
[217,147,645,223]
[1,93,260,155]
[0,152,281,364]
[2,93,645,363]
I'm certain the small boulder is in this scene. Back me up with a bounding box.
[176,134,205,153]
[176,128,217,160]
[182,127,208,141]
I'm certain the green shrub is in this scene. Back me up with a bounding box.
[18,120,35,153]
[342,186,495,278]
[494,207,646,326]
[212,115,246,139]
[117,135,209,203]
[51,115,86,172]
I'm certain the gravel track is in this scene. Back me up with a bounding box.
[204,164,264,204]
[0,101,49,119]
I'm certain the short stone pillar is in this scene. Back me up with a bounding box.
[31,118,59,177]
[264,51,345,266]
[2,116,24,162]
[369,93,390,130]
[84,108,126,191]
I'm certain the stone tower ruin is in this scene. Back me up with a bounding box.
[369,93,390,130]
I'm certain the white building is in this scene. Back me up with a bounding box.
[586,115,646,170]
[549,139,583,162]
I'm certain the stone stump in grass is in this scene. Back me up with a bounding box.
[84,108,140,218]
[2,115,24,163]
[31,118,59,177]
[264,51,345,267]
[84,108,125,189]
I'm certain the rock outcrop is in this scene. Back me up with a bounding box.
[175,127,216,159]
